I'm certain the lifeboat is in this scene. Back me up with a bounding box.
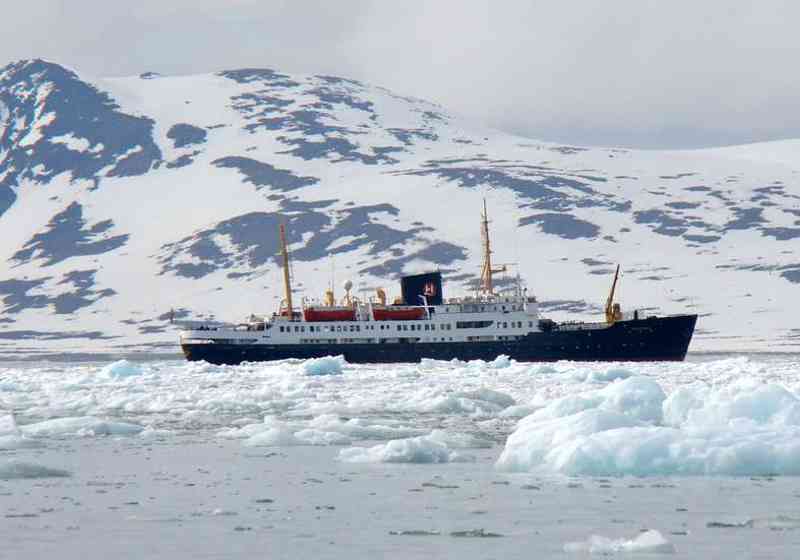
[303,306,356,322]
[372,306,426,321]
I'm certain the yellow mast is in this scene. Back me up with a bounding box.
[605,264,622,324]
[479,199,506,295]
[279,223,293,319]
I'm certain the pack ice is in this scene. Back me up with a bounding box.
[496,376,800,476]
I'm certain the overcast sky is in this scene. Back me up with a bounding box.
[2,0,799,149]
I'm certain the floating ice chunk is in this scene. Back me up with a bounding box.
[307,414,421,440]
[598,376,665,424]
[0,460,71,479]
[410,387,515,416]
[20,416,144,437]
[239,419,352,446]
[586,367,634,384]
[0,435,43,449]
[210,508,238,516]
[499,377,800,476]
[303,356,345,376]
[217,422,272,439]
[456,388,516,409]
[426,429,493,449]
[683,379,800,427]
[564,529,675,554]
[526,376,664,426]
[99,360,145,379]
[138,427,174,439]
[497,408,642,473]
[707,515,800,530]
[498,404,539,418]
[244,426,302,446]
[0,413,18,436]
[662,384,710,427]
[489,355,512,369]
[338,435,470,463]
[294,429,352,446]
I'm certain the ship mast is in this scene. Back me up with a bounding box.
[605,264,622,324]
[479,199,506,295]
[279,223,293,319]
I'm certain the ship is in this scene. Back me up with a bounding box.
[179,202,697,365]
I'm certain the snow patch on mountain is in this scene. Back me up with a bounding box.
[0,58,798,354]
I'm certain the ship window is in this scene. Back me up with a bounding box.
[336,326,342,332]
[279,326,284,332]
[294,326,299,332]
[431,324,436,330]
[529,322,533,327]
[456,320,493,329]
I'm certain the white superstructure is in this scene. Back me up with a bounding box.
[180,292,542,347]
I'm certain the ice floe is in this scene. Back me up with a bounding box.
[339,433,475,463]
[0,459,71,479]
[19,416,144,437]
[98,359,145,379]
[303,355,345,376]
[564,529,675,554]
[244,425,303,446]
[498,375,800,476]
[3,355,800,477]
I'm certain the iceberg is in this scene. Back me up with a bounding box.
[497,376,800,476]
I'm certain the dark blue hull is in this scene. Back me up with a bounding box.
[182,314,697,365]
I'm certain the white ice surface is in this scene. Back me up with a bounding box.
[19,416,144,437]
[564,529,676,554]
[1,355,800,476]
[497,372,800,476]
[338,434,473,464]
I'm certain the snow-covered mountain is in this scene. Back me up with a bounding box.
[0,59,798,356]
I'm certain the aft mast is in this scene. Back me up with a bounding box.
[605,264,623,324]
[279,223,294,319]
[479,199,506,295]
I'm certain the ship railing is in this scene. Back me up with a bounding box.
[554,321,613,332]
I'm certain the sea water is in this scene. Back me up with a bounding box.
[1,354,799,558]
